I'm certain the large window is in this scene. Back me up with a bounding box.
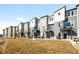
[67,11,70,16]
[49,17,53,21]
[63,18,70,28]
[52,17,53,21]
[58,23,60,27]
[63,21,70,28]
[58,12,60,15]
[51,31,54,36]
[48,24,54,30]
[71,11,74,15]
[66,10,77,16]
[49,18,51,21]
[74,10,77,15]
[72,10,77,16]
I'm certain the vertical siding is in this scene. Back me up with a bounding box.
[40,16,48,37]
[24,22,29,38]
[77,6,79,37]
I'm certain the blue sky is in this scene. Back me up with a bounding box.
[0,4,76,34]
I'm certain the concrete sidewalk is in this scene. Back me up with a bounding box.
[68,39,79,51]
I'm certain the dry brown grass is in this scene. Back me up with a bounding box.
[0,39,5,53]
[3,39,79,54]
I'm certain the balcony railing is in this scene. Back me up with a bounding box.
[63,21,70,28]
[60,21,73,31]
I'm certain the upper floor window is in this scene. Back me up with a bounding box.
[50,18,51,21]
[58,12,60,15]
[52,17,53,20]
[67,11,70,16]
[71,11,74,15]
[38,20,40,23]
[58,23,60,27]
[49,17,53,21]
[48,25,54,30]
[64,22,70,28]
[64,18,68,22]
[74,10,77,15]
[72,10,77,16]
[49,18,51,21]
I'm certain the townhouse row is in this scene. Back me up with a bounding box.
[3,5,79,39]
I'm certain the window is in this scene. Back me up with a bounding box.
[71,11,74,15]
[50,18,51,21]
[52,17,53,20]
[49,17,53,21]
[49,25,51,29]
[58,12,60,15]
[67,11,70,16]
[48,25,53,30]
[64,18,68,22]
[74,10,77,15]
[64,21,70,28]
[58,23,60,27]
[51,25,53,29]
[51,31,54,36]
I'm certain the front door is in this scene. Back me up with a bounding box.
[63,32,67,39]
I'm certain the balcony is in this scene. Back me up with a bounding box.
[60,21,72,31]
[64,22,71,28]
[48,24,54,30]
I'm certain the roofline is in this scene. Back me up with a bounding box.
[40,15,49,18]
[10,26,18,27]
[49,15,54,17]
[5,28,9,29]
[54,6,66,14]
[29,17,38,22]
[76,4,79,7]
[24,22,29,24]
[66,8,77,12]
[18,22,24,25]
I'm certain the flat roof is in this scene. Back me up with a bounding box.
[40,15,48,18]
[29,17,38,22]
[66,8,77,12]
[76,4,79,7]
[24,22,29,24]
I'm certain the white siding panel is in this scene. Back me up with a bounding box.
[54,6,66,22]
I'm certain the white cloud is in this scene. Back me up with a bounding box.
[16,17,26,22]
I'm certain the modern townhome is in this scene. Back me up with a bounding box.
[59,5,79,39]
[3,29,5,38]
[3,26,19,38]
[44,6,62,39]
[37,18,41,37]
[48,15,54,38]
[60,6,77,39]
[51,6,66,39]
[12,26,19,38]
[47,5,79,39]
[2,5,79,39]
[8,26,13,38]
[5,28,9,38]
[39,15,49,38]
[24,22,30,38]
[29,17,38,38]
[18,22,25,38]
